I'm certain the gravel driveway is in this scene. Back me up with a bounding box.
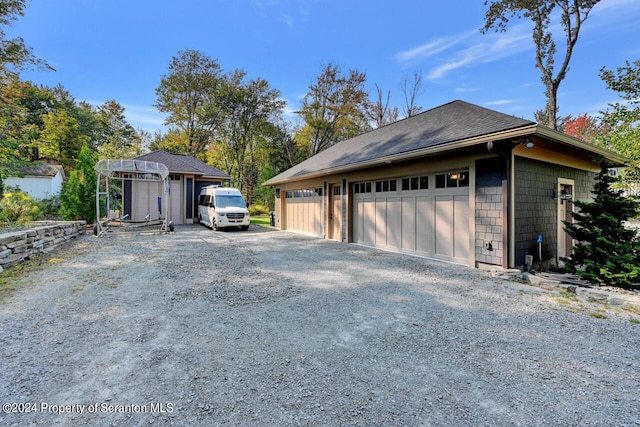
[1,225,638,426]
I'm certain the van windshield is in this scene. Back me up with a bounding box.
[215,195,246,208]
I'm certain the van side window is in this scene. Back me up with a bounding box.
[199,195,206,206]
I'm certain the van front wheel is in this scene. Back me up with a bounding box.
[241,225,249,231]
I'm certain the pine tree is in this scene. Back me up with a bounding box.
[563,163,640,289]
[59,144,97,222]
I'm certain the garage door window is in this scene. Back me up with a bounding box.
[436,171,469,189]
[354,182,372,194]
[402,176,429,191]
[375,179,396,192]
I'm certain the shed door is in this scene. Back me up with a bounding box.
[353,174,470,265]
[169,175,183,225]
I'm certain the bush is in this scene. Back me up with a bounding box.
[248,203,270,216]
[0,190,42,224]
[60,144,97,222]
[563,164,640,289]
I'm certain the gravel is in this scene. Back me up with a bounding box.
[0,224,638,426]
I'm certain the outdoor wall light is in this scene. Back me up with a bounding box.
[450,172,465,180]
[514,137,536,149]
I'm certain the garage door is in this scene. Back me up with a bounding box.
[353,172,469,264]
[284,188,323,237]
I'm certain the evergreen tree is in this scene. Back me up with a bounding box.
[59,144,97,222]
[563,163,640,289]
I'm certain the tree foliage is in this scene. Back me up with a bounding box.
[296,62,372,156]
[482,0,600,130]
[95,100,141,159]
[564,113,608,144]
[599,60,640,182]
[0,0,52,78]
[563,164,640,289]
[59,144,97,222]
[154,49,225,157]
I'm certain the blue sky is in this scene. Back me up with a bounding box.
[9,0,640,132]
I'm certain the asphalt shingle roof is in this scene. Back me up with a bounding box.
[8,163,65,179]
[266,100,535,184]
[135,150,230,179]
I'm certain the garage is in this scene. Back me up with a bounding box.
[284,188,323,237]
[353,171,470,264]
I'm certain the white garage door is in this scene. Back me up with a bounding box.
[353,172,470,264]
[284,188,323,237]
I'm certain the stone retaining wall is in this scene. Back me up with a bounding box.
[0,221,86,273]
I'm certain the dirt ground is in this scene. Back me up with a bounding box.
[0,224,639,426]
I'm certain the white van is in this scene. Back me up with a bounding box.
[198,186,250,231]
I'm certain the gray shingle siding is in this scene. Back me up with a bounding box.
[476,158,506,266]
[514,157,595,267]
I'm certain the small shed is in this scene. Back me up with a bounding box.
[4,163,66,199]
[130,151,230,225]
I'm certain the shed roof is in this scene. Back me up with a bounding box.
[8,163,65,179]
[135,150,230,179]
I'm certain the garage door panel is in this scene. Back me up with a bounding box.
[387,198,401,249]
[453,195,470,261]
[401,197,416,251]
[363,198,375,244]
[416,196,432,253]
[375,198,387,246]
[435,196,453,258]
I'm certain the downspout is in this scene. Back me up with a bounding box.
[487,141,514,268]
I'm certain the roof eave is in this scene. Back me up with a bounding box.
[533,125,627,166]
[263,125,538,186]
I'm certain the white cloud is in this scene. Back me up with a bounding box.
[484,99,517,106]
[425,22,532,80]
[122,104,167,130]
[396,30,476,63]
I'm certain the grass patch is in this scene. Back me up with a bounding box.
[623,305,640,315]
[630,318,640,325]
[250,215,271,226]
[0,262,33,301]
[590,311,607,319]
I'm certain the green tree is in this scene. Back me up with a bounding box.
[563,164,640,289]
[216,72,285,201]
[95,100,141,159]
[296,62,372,155]
[154,49,225,157]
[59,144,97,222]
[599,60,640,182]
[482,0,600,130]
[0,0,52,78]
[37,109,90,170]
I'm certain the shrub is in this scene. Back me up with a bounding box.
[563,163,640,289]
[60,144,97,222]
[0,190,42,223]
[248,203,270,216]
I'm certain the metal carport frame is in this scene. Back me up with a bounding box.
[94,159,171,237]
